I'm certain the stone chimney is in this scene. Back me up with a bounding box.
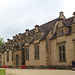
[19,33,22,39]
[13,36,16,42]
[35,25,39,33]
[7,38,10,42]
[59,11,66,20]
[25,29,29,36]
[16,34,18,36]
[5,42,7,46]
[73,12,75,22]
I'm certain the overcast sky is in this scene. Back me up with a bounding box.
[0,0,75,41]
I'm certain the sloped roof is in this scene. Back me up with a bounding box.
[50,31,57,40]
[50,17,74,40]
[63,17,73,26]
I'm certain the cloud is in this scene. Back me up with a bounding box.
[61,0,75,18]
[0,0,74,41]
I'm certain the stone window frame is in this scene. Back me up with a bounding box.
[57,43,66,62]
[25,48,29,60]
[7,51,9,62]
[72,39,75,60]
[59,29,64,36]
[0,54,1,59]
[12,50,13,61]
[34,34,39,40]
[34,45,39,60]
[22,48,25,65]
[0,61,1,66]
[25,38,29,43]
[25,37,30,43]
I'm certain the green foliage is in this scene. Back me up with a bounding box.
[0,38,5,46]
[0,69,6,75]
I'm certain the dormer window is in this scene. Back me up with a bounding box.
[35,34,38,40]
[25,38,29,43]
[59,30,64,36]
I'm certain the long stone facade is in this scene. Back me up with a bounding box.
[0,12,75,69]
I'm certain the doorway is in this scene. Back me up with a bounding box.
[16,54,19,68]
[22,48,25,65]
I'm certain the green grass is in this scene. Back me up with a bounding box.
[0,69,6,75]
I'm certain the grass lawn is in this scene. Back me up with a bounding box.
[0,69,6,75]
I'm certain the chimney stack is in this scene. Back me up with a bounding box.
[35,25,39,33]
[19,33,22,39]
[73,12,75,22]
[25,29,29,36]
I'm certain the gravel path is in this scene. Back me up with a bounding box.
[0,68,75,75]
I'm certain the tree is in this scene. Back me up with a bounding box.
[0,38,5,46]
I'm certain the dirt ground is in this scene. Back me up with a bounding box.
[0,68,75,75]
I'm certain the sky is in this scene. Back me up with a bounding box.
[0,0,75,42]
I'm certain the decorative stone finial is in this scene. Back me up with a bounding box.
[7,39,10,41]
[60,11,63,15]
[59,11,66,20]
[16,34,18,36]
[73,12,75,15]
[35,25,39,27]
[19,33,22,35]
[73,12,75,23]
[25,29,29,31]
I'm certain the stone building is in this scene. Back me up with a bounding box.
[0,12,75,69]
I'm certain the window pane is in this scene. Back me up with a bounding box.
[35,46,37,59]
[0,55,1,59]
[35,46,39,59]
[62,30,64,36]
[59,46,61,52]
[59,31,61,36]
[25,48,29,60]
[63,53,65,61]
[37,46,39,59]
[27,49,28,60]
[12,51,13,61]
[59,53,62,61]
[63,46,65,52]
[35,35,38,40]
[7,51,9,62]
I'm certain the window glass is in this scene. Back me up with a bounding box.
[0,55,1,59]
[59,46,62,52]
[59,53,62,61]
[59,30,64,36]
[59,45,65,62]
[7,51,9,62]
[63,53,65,61]
[35,35,38,40]
[12,51,13,61]
[35,45,39,59]
[25,48,29,60]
